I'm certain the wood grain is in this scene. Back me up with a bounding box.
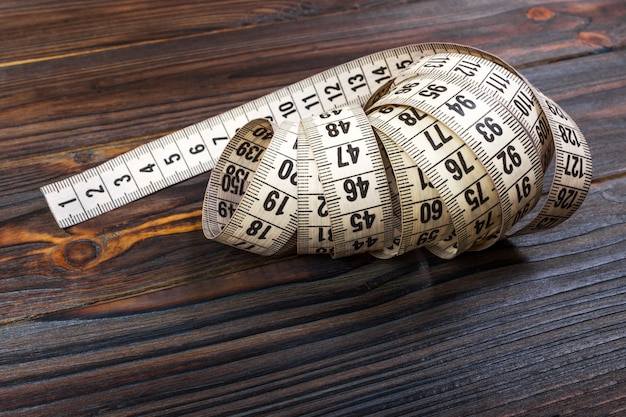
[0,0,625,415]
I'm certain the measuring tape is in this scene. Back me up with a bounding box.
[40,43,592,259]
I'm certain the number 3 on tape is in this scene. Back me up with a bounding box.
[40,43,591,259]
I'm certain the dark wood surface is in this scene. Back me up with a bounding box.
[1,1,625,415]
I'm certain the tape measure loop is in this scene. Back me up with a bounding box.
[42,43,592,261]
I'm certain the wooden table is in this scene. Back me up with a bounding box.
[1,1,624,415]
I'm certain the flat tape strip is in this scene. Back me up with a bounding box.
[40,43,591,259]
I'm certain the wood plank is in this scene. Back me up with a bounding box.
[1,0,623,158]
[1,2,624,323]
[0,0,625,414]
[0,187,624,413]
[521,47,626,179]
[0,0,415,63]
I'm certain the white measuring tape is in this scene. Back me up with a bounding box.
[40,43,592,259]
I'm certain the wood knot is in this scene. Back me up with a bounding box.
[64,239,100,268]
[526,6,555,21]
[577,31,613,48]
[73,150,94,164]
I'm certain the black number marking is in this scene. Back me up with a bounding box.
[420,199,443,224]
[515,176,532,203]
[474,211,495,234]
[348,73,367,92]
[279,101,297,119]
[85,184,105,198]
[350,210,375,232]
[445,95,476,116]
[496,145,522,175]
[397,107,427,125]
[453,59,481,77]
[218,201,236,218]
[302,93,320,110]
[318,227,333,243]
[464,181,490,211]
[395,59,413,70]
[418,83,447,99]
[424,123,453,150]
[371,66,391,84]
[317,196,328,217]
[547,100,568,121]
[535,117,549,146]
[485,72,510,93]
[113,174,131,186]
[423,56,449,68]
[344,176,370,201]
[324,82,343,101]
[263,190,289,215]
[513,90,533,117]
[277,159,297,185]
[444,151,475,181]
[212,136,228,146]
[252,126,273,140]
[554,187,578,209]
[559,125,580,147]
[325,121,350,137]
[395,82,420,95]
[58,198,77,207]
[189,144,205,154]
[140,163,156,173]
[564,153,584,179]
[164,153,181,165]
[337,144,360,167]
[236,141,264,162]
[352,236,378,251]
[475,117,503,142]
[417,229,440,245]
[418,168,433,190]
[319,109,342,119]
[246,220,271,239]
[221,165,249,195]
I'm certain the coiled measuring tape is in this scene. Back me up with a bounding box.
[40,43,592,259]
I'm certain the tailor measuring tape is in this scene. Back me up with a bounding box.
[40,43,592,259]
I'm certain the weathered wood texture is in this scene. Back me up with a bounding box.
[0,0,624,415]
